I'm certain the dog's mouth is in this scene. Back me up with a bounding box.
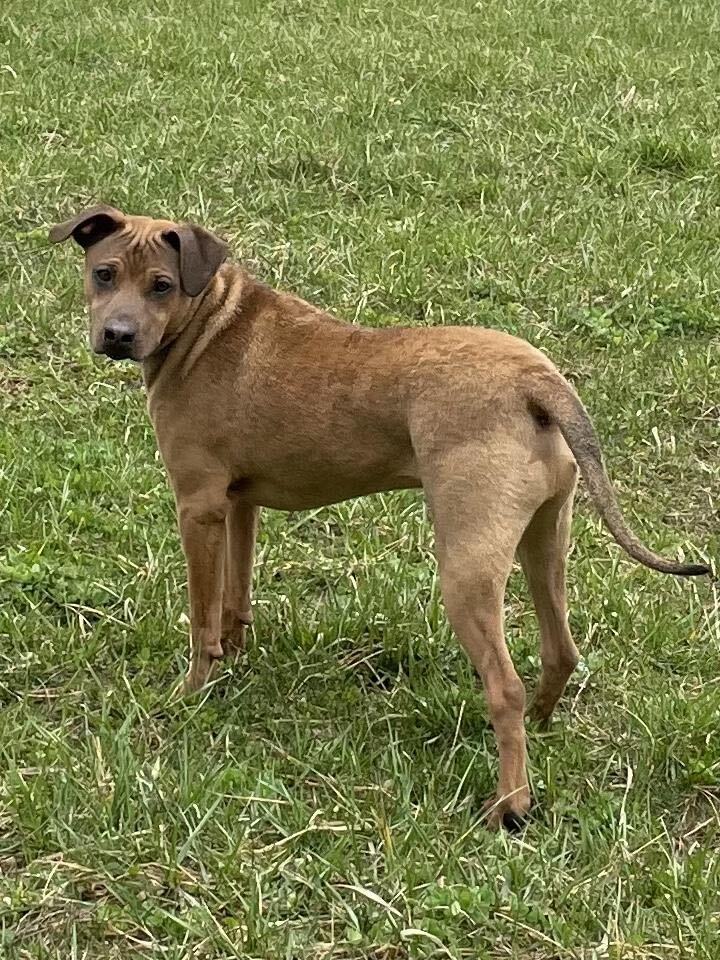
[99,343,137,362]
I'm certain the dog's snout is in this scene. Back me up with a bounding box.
[104,318,136,346]
[101,317,138,359]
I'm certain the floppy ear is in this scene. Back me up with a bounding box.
[162,223,228,297]
[49,204,125,249]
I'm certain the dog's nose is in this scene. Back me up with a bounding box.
[103,319,136,347]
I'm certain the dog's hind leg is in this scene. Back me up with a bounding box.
[424,447,545,830]
[518,488,579,724]
[221,501,260,659]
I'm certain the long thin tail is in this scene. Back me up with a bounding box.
[527,371,710,577]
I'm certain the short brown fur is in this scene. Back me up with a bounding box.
[50,206,709,830]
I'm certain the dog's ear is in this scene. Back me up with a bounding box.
[162,223,228,297]
[49,205,125,249]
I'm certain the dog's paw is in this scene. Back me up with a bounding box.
[180,673,206,697]
[180,646,222,696]
[482,791,531,832]
[220,611,251,660]
[528,698,554,727]
[221,625,248,660]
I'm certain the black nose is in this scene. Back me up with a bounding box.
[103,319,136,347]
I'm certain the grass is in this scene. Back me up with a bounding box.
[1,0,719,955]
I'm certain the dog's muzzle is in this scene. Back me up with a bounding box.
[101,318,137,360]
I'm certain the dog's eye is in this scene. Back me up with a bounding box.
[153,277,173,294]
[94,267,113,285]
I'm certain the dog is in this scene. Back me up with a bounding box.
[50,205,709,829]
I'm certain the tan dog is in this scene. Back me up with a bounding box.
[50,205,709,829]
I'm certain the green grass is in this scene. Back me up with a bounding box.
[1,0,719,955]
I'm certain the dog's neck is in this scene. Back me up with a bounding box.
[142,261,245,394]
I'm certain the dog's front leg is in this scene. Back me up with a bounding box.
[177,497,228,694]
[222,501,260,659]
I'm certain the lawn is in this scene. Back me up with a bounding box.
[1,0,719,956]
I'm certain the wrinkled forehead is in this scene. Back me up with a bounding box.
[87,216,179,272]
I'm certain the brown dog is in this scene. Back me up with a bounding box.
[50,205,709,829]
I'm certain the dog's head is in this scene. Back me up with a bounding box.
[49,205,228,361]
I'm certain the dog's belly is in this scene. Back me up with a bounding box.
[233,471,422,511]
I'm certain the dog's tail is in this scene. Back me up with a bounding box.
[526,369,710,577]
